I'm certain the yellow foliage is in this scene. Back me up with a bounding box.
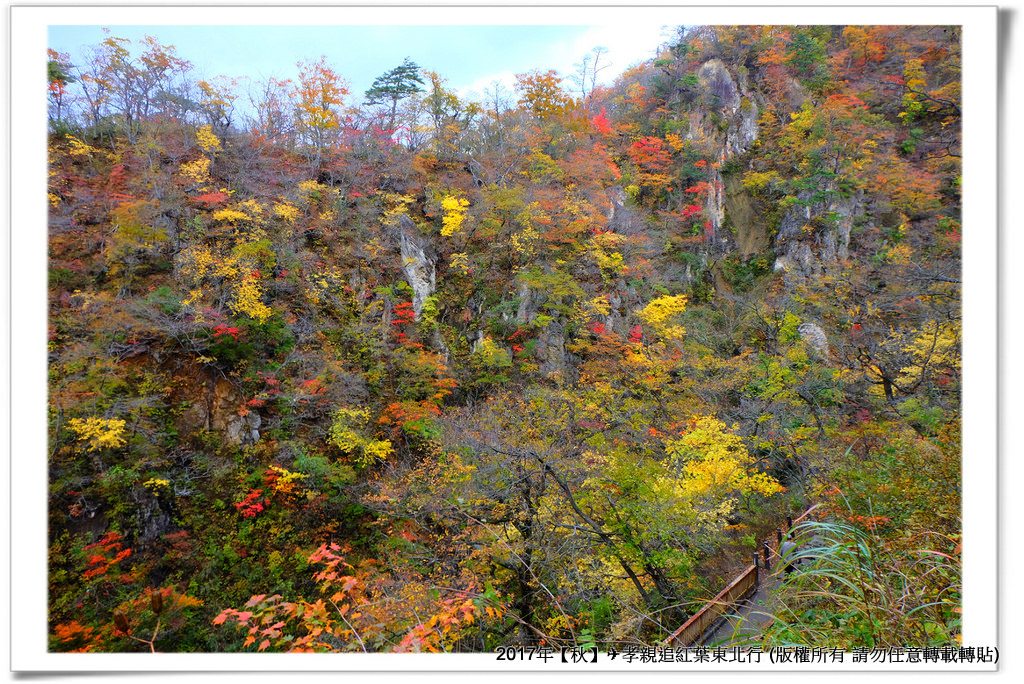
[361,439,394,465]
[183,288,204,309]
[195,124,222,153]
[472,338,512,370]
[65,135,96,157]
[266,465,308,497]
[885,243,914,265]
[741,169,782,195]
[900,320,961,381]
[303,264,347,307]
[449,252,471,276]
[177,244,218,282]
[638,294,689,340]
[510,227,539,259]
[328,407,393,467]
[584,295,611,318]
[231,276,273,322]
[67,417,127,452]
[273,202,300,224]
[508,201,547,259]
[238,199,265,218]
[594,249,624,275]
[591,231,626,251]
[379,192,416,226]
[211,209,250,223]
[298,180,323,199]
[665,133,686,152]
[176,238,276,321]
[143,477,170,491]
[179,157,211,184]
[665,416,783,499]
[694,500,740,535]
[524,150,565,183]
[440,194,469,237]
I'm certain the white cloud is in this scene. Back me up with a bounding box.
[566,24,676,86]
[457,24,674,105]
[458,70,519,105]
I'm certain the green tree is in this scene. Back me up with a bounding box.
[364,57,425,132]
[785,29,831,93]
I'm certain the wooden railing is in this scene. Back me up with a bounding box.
[664,505,821,647]
[666,563,759,646]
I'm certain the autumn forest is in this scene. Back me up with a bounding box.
[46,25,963,653]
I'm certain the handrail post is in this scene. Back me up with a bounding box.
[666,507,818,645]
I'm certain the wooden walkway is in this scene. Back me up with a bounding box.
[664,505,820,647]
[701,572,781,646]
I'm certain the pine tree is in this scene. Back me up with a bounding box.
[364,57,425,132]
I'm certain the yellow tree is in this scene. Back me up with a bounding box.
[638,294,689,347]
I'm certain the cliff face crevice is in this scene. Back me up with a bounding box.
[723,173,768,258]
[396,213,451,357]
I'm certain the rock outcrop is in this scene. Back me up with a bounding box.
[685,59,762,253]
[398,214,436,318]
[798,322,829,358]
[180,375,261,447]
[696,58,742,111]
[773,191,862,274]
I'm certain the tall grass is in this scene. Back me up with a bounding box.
[727,519,961,648]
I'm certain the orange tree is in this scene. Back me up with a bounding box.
[292,56,348,170]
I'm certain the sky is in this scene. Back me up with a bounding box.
[48,22,676,110]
